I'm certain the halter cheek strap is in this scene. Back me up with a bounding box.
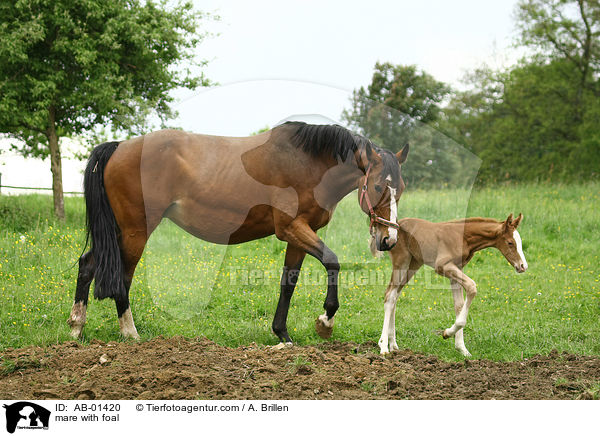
[359,165,400,231]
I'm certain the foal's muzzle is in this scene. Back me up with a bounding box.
[515,262,527,273]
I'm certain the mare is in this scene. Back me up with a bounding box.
[68,122,409,343]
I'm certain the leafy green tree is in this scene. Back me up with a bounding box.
[443,0,600,183]
[0,0,212,218]
[516,0,600,120]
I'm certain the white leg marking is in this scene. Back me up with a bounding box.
[379,286,399,354]
[513,230,528,271]
[119,308,140,339]
[318,313,334,328]
[443,277,476,351]
[68,301,87,338]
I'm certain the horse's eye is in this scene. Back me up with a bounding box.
[508,241,514,246]
[374,185,383,193]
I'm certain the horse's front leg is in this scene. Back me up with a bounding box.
[314,244,340,339]
[379,281,400,354]
[277,218,339,340]
[272,244,306,343]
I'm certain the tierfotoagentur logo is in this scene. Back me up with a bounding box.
[2,402,50,434]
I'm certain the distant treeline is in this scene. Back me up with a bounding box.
[343,0,600,187]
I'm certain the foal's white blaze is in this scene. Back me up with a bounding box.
[513,230,528,271]
[388,186,398,243]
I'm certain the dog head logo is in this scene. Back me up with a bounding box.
[3,402,50,433]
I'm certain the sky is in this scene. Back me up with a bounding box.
[0,0,521,193]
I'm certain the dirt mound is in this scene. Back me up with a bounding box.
[1,337,599,400]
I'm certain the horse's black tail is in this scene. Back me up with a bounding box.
[83,141,126,300]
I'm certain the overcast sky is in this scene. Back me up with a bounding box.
[1,0,521,192]
[173,0,521,136]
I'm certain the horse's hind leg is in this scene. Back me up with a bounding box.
[67,251,95,338]
[437,264,477,356]
[272,243,306,343]
[115,230,150,339]
[449,279,470,356]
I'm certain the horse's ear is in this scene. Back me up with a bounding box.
[503,213,514,232]
[356,143,375,172]
[396,144,409,164]
[513,213,523,228]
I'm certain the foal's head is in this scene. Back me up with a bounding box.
[357,143,409,251]
[495,213,528,273]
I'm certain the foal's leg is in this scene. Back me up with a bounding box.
[388,258,421,351]
[449,279,470,356]
[67,251,95,338]
[272,244,306,343]
[379,257,420,354]
[277,218,340,339]
[379,270,402,354]
[437,264,477,356]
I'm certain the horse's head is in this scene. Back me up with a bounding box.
[357,143,409,251]
[495,213,528,273]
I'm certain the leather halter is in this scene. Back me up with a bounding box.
[359,164,400,231]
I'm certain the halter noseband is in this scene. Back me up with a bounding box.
[359,164,400,231]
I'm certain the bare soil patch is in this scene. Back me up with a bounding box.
[1,337,599,400]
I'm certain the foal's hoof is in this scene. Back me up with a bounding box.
[315,316,334,339]
[435,329,450,339]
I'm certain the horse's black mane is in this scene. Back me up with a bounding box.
[283,121,370,161]
[280,121,401,183]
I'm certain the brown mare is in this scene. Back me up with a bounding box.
[68,122,409,343]
[373,214,528,356]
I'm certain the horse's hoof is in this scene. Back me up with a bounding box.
[69,328,83,339]
[315,317,333,339]
[459,349,472,357]
[67,318,84,339]
[121,331,141,341]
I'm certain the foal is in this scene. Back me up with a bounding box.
[374,214,528,356]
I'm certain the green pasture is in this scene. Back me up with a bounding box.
[0,183,598,361]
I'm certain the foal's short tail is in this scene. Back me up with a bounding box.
[369,235,384,258]
[83,141,126,300]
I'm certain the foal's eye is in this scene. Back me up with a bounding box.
[508,241,514,246]
[374,185,383,193]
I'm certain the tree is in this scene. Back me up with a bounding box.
[516,0,600,120]
[342,63,474,188]
[440,0,600,183]
[0,0,212,218]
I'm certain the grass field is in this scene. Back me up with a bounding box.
[0,183,598,361]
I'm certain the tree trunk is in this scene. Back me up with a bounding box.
[47,106,65,220]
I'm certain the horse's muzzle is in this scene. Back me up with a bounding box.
[377,236,396,251]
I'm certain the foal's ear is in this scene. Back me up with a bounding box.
[503,213,514,232]
[396,144,409,164]
[513,213,523,228]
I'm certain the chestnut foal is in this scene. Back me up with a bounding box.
[374,214,528,356]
